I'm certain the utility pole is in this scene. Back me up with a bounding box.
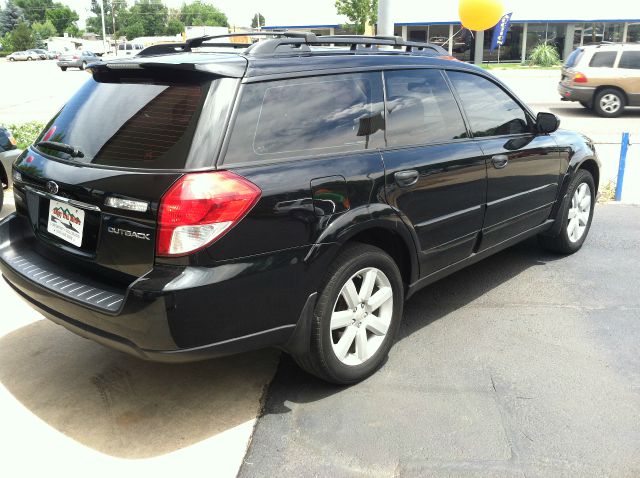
[111,0,116,47]
[377,0,393,37]
[100,0,107,52]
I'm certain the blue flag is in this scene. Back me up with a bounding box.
[490,12,512,52]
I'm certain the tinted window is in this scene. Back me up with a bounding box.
[224,73,384,163]
[35,75,235,169]
[619,51,640,69]
[564,48,584,68]
[589,51,617,68]
[384,69,468,147]
[447,71,529,137]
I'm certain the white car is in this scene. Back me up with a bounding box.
[7,51,39,61]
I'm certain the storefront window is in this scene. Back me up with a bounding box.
[628,23,640,42]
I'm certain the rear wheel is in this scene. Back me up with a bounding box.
[294,243,404,384]
[539,169,595,254]
[594,88,625,117]
[60,67,67,71]
[80,61,86,70]
[27,56,33,61]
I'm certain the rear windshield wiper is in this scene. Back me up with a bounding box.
[37,140,85,158]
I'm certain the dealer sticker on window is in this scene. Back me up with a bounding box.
[47,199,85,247]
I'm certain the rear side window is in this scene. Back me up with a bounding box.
[564,48,584,68]
[589,51,617,68]
[35,75,235,169]
[619,51,640,69]
[384,69,468,147]
[447,71,529,138]
[224,72,384,164]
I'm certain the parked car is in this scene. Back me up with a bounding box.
[0,126,20,211]
[7,51,38,61]
[0,34,600,384]
[56,50,99,71]
[27,49,48,60]
[559,43,640,117]
[47,50,61,59]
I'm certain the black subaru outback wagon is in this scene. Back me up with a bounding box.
[0,33,599,384]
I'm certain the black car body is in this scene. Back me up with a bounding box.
[0,34,600,383]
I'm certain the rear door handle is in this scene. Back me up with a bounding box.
[394,170,419,187]
[491,154,509,169]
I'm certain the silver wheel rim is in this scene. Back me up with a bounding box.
[600,94,621,114]
[567,182,591,243]
[330,267,394,366]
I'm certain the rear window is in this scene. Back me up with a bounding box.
[619,51,640,69]
[224,72,385,164]
[35,75,235,169]
[589,51,617,68]
[564,48,583,68]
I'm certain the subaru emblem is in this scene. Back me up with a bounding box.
[46,181,59,195]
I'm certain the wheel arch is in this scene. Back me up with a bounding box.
[594,85,628,105]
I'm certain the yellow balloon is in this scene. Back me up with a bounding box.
[459,0,505,31]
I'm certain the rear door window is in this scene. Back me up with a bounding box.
[589,51,618,68]
[223,72,384,164]
[447,71,530,137]
[384,69,468,147]
[35,74,236,169]
[619,51,640,69]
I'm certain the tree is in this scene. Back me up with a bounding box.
[1,32,14,51]
[0,1,25,36]
[86,0,126,36]
[165,17,184,35]
[32,19,56,46]
[45,4,79,35]
[250,13,264,29]
[129,0,167,37]
[335,0,378,35]
[180,2,228,27]
[11,21,34,50]
[123,20,144,39]
[64,24,83,38]
[14,0,52,24]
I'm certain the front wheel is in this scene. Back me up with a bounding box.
[539,169,595,254]
[60,66,67,71]
[9,57,14,61]
[294,243,404,384]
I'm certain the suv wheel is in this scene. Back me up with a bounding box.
[594,88,625,117]
[295,243,404,384]
[539,169,595,254]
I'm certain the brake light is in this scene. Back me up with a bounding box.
[73,55,79,60]
[157,171,261,257]
[574,72,588,83]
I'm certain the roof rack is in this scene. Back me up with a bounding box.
[137,32,447,58]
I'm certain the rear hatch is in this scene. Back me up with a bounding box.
[561,47,584,85]
[12,59,242,283]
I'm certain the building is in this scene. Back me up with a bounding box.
[262,1,640,63]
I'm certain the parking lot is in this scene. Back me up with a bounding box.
[1,58,640,477]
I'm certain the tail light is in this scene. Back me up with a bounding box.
[157,171,261,257]
[573,72,588,83]
[73,55,79,60]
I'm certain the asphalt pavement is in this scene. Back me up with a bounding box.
[241,204,640,478]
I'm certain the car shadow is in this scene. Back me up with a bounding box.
[0,320,279,459]
[257,237,568,412]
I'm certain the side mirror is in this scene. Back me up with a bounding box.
[536,112,560,134]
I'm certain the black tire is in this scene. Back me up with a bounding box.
[0,185,4,212]
[60,67,67,71]
[579,100,592,109]
[9,57,14,61]
[538,169,595,254]
[80,61,86,70]
[593,88,626,118]
[294,243,404,384]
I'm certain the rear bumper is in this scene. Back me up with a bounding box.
[0,213,327,362]
[558,83,596,103]
[56,60,82,68]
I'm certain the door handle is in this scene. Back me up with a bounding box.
[491,154,509,169]
[394,170,419,187]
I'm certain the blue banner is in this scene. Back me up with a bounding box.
[490,12,512,52]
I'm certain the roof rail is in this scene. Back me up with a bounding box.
[137,32,448,58]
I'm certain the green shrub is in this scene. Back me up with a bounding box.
[4,121,46,149]
[528,42,560,67]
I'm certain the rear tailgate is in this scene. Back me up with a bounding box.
[11,61,242,282]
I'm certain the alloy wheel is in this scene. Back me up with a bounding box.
[567,182,591,243]
[330,267,394,366]
[599,94,621,114]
